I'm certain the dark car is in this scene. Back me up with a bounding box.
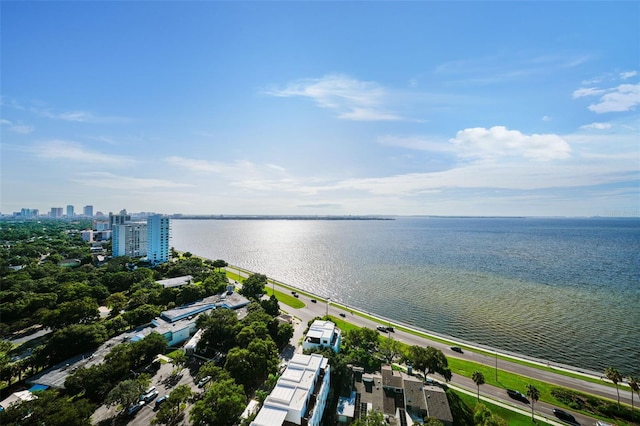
[155,395,168,409]
[310,299,317,303]
[386,326,395,332]
[377,326,389,332]
[553,408,577,424]
[450,346,463,353]
[127,401,145,416]
[506,389,529,403]
[339,313,346,317]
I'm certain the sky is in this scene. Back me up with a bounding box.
[1,1,639,217]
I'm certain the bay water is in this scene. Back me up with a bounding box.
[171,217,640,376]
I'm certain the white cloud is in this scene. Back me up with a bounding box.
[588,83,640,113]
[572,87,606,98]
[32,140,136,166]
[326,157,636,196]
[620,71,637,80]
[580,122,612,130]
[37,108,129,123]
[450,126,571,161]
[1,118,34,134]
[264,74,403,121]
[542,116,552,122]
[73,172,193,190]
[165,156,229,174]
[378,135,455,153]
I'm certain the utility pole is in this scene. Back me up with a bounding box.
[495,351,498,381]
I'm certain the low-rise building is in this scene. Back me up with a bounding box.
[302,320,341,353]
[338,365,453,426]
[156,275,193,288]
[251,353,331,426]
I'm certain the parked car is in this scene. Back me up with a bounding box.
[197,376,212,388]
[450,346,463,353]
[141,387,159,402]
[552,408,577,424]
[310,299,317,303]
[339,313,346,317]
[506,389,529,403]
[127,401,145,416]
[155,395,168,409]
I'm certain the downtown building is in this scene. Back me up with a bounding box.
[83,205,93,217]
[50,207,63,218]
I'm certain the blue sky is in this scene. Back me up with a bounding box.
[2,1,639,217]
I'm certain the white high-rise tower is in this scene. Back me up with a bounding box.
[147,214,171,265]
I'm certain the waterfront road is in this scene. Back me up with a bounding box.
[227,266,635,425]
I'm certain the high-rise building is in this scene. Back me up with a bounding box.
[109,210,131,229]
[50,207,63,218]
[147,214,171,265]
[20,208,39,218]
[83,205,94,217]
[66,205,74,217]
[112,222,148,258]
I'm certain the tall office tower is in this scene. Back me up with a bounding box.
[66,205,74,217]
[83,205,94,217]
[50,207,63,218]
[112,222,148,258]
[20,208,38,218]
[147,214,171,265]
[109,210,131,229]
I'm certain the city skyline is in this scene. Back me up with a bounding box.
[2,2,639,217]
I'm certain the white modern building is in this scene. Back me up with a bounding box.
[112,222,147,258]
[147,214,171,265]
[302,320,341,353]
[251,353,331,426]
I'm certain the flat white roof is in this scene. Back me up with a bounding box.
[251,405,288,426]
[251,353,329,426]
[156,275,193,288]
[306,320,336,341]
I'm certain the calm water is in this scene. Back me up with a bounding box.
[171,217,640,376]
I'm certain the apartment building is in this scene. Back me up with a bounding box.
[112,222,147,258]
[147,214,171,265]
[251,353,331,426]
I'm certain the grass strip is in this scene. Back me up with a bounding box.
[265,287,305,309]
[450,388,554,426]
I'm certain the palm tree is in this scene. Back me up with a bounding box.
[605,367,623,410]
[526,384,540,421]
[472,371,485,401]
[629,376,639,411]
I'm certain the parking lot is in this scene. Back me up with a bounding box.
[91,358,199,426]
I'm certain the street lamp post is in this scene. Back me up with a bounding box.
[326,298,330,317]
[495,351,498,381]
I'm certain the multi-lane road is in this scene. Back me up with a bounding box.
[234,268,634,426]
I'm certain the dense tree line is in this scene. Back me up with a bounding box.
[0,220,239,425]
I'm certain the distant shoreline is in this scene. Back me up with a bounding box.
[171,215,394,220]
